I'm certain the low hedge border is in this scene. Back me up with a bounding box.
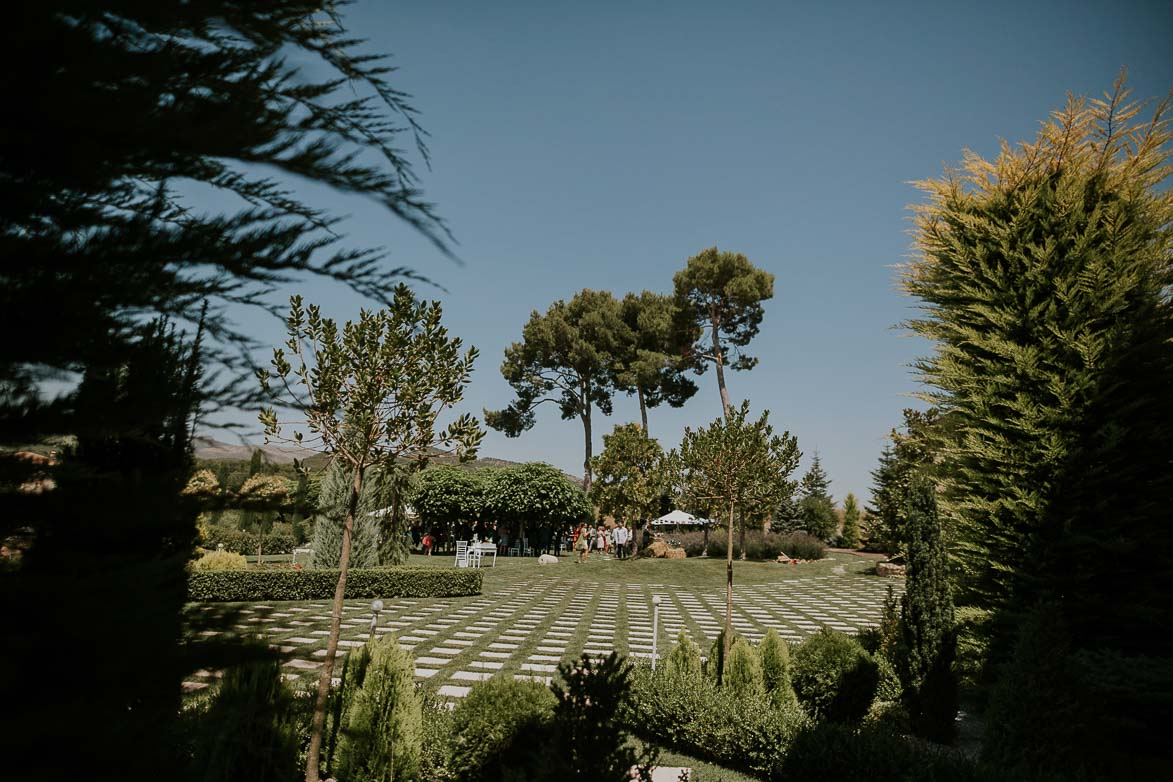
[188,566,483,602]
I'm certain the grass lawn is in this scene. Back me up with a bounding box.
[187,550,897,698]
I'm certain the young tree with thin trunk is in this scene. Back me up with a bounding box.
[615,291,698,434]
[485,289,626,492]
[674,401,800,669]
[590,423,669,529]
[672,248,774,420]
[259,288,483,782]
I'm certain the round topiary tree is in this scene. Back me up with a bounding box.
[791,628,880,723]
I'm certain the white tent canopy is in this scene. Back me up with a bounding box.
[651,510,713,526]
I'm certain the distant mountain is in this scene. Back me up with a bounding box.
[192,436,550,477]
[192,436,316,465]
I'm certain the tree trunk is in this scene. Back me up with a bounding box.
[637,385,649,434]
[724,496,735,667]
[711,314,731,420]
[738,508,747,561]
[581,383,593,494]
[305,464,363,782]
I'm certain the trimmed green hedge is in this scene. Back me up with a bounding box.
[188,567,482,602]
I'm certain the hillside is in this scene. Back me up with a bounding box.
[193,436,538,476]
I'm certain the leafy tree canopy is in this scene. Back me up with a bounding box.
[589,423,668,526]
[482,463,592,532]
[411,466,486,530]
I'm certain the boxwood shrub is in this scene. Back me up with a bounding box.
[188,566,482,602]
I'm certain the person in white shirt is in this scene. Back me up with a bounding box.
[612,523,629,560]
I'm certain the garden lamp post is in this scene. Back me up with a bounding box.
[651,595,662,671]
[369,599,384,639]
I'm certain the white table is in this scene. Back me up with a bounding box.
[472,542,497,567]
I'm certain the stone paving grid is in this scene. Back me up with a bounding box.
[187,574,900,699]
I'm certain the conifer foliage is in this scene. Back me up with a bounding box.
[904,75,1173,774]
[898,475,956,742]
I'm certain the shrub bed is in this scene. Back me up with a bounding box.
[677,530,826,561]
[188,566,482,602]
[201,526,297,555]
[626,663,808,777]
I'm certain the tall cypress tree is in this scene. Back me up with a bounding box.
[904,76,1173,774]
[899,475,956,742]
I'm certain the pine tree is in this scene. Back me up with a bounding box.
[865,443,902,555]
[797,454,836,541]
[898,475,956,742]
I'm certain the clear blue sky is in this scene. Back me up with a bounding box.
[206,0,1171,504]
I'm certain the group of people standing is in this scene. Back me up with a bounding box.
[572,521,647,563]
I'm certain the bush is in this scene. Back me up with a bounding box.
[665,629,702,678]
[759,628,799,708]
[791,628,880,723]
[418,689,457,782]
[725,637,765,697]
[780,722,985,781]
[201,526,297,555]
[677,530,826,561]
[545,653,658,781]
[777,531,826,561]
[333,636,421,782]
[190,550,248,571]
[186,657,301,782]
[187,566,482,602]
[626,662,808,778]
[448,677,556,779]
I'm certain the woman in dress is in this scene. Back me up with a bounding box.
[575,523,590,563]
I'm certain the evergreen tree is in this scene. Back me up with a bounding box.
[904,76,1173,774]
[673,248,774,419]
[759,629,800,709]
[333,636,421,782]
[840,492,861,549]
[898,475,957,742]
[188,657,301,782]
[312,461,393,569]
[725,637,766,696]
[239,449,264,533]
[797,454,836,541]
[1,4,459,776]
[485,289,627,492]
[291,465,310,544]
[865,443,902,555]
[615,291,698,434]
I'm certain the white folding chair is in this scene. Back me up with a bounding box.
[454,540,471,568]
[469,544,484,568]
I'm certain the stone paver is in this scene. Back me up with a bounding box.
[201,564,898,702]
